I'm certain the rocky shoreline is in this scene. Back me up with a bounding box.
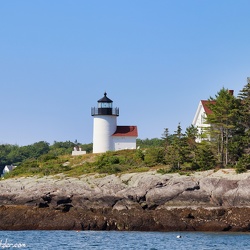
[1,169,250,231]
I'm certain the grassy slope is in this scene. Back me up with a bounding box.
[4,150,163,178]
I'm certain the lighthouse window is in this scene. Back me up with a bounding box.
[99,102,112,108]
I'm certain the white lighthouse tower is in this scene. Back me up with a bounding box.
[91,92,119,153]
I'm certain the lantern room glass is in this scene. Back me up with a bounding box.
[98,102,112,108]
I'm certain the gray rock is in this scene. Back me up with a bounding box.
[1,169,250,209]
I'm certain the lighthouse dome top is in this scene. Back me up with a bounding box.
[98,92,113,103]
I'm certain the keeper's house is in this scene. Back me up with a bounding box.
[192,90,234,142]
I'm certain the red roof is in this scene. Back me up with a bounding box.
[112,126,138,137]
[201,100,215,115]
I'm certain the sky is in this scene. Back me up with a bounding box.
[0,0,250,146]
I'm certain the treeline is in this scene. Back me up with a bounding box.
[0,138,163,169]
[0,141,93,169]
[0,139,156,169]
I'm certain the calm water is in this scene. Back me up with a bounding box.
[0,231,249,250]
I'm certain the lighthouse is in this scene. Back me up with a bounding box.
[91,92,138,153]
[91,92,119,153]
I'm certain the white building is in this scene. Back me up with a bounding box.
[91,92,138,153]
[192,90,234,142]
[72,146,86,156]
[2,165,16,176]
[192,100,214,142]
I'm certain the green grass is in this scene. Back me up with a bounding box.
[3,150,152,178]
[2,149,242,179]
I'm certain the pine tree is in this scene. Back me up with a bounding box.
[161,128,170,148]
[194,141,216,170]
[165,123,187,169]
[206,88,239,166]
[185,124,198,150]
[185,124,198,166]
[238,77,250,154]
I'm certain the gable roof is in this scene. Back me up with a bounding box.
[201,100,215,115]
[192,100,216,126]
[112,126,138,137]
[4,165,16,171]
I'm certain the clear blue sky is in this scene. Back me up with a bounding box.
[1,0,250,146]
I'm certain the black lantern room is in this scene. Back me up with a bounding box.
[91,92,119,116]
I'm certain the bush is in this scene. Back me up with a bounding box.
[157,168,170,174]
[95,152,120,167]
[235,164,247,174]
[39,153,58,162]
[97,164,122,174]
[5,159,40,177]
[144,147,165,166]
[235,154,250,174]
[134,149,145,161]
[193,142,216,170]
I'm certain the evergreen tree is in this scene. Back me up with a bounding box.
[185,124,198,150]
[238,77,250,154]
[165,123,187,169]
[206,88,239,166]
[194,141,216,170]
[184,124,199,166]
[161,128,171,148]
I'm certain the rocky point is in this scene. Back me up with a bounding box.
[0,169,250,231]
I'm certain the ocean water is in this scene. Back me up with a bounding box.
[0,230,249,250]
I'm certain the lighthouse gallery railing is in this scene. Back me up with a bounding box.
[91,107,119,116]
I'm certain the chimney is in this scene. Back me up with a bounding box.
[228,90,234,96]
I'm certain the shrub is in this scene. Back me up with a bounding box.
[144,147,165,166]
[235,164,247,174]
[193,142,216,170]
[39,153,58,162]
[235,154,250,174]
[96,152,120,167]
[134,149,145,161]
